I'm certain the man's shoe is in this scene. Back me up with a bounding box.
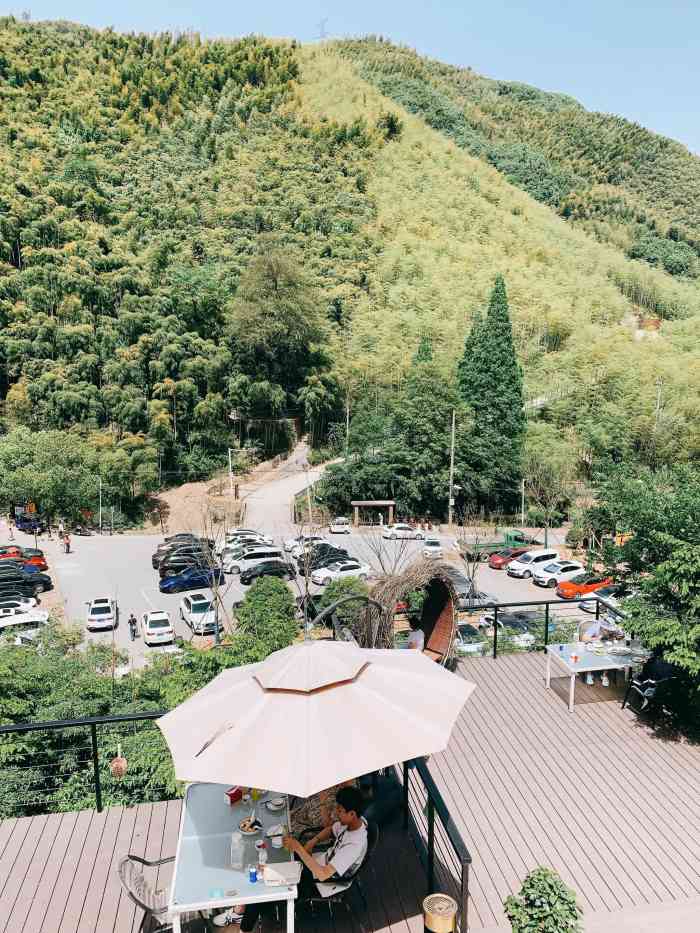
[214,908,244,927]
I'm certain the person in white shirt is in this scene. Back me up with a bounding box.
[215,787,368,929]
[406,617,425,651]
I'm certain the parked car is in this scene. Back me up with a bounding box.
[478,610,542,649]
[164,532,201,544]
[0,608,50,638]
[421,538,443,559]
[14,515,46,533]
[506,549,559,579]
[221,543,271,571]
[0,605,49,627]
[459,529,541,561]
[556,572,614,600]
[296,543,349,568]
[224,547,285,575]
[382,523,425,540]
[2,560,43,575]
[453,623,487,657]
[227,527,273,544]
[86,597,118,631]
[216,534,269,557]
[19,548,48,571]
[532,559,585,589]
[0,545,24,561]
[240,559,297,586]
[158,553,211,579]
[289,536,327,559]
[159,566,225,594]
[300,551,351,573]
[487,547,530,570]
[580,584,633,614]
[141,610,174,646]
[0,582,41,601]
[442,567,499,611]
[0,569,52,595]
[329,517,352,535]
[0,595,38,611]
[152,540,213,568]
[179,593,220,635]
[310,560,371,586]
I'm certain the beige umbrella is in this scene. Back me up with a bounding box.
[157,640,475,797]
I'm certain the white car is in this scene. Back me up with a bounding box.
[0,596,38,612]
[506,549,559,579]
[228,528,273,543]
[289,536,327,559]
[329,517,352,534]
[225,547,285,575]
[141,610,174,646]
[382,523,425,540]
[221,543,270,570]
[179,592,220,635]
[86,597,118,631]
[422,538,443,559]
[311,560,370,586]
[0,607,50,631]
[532,559,584,588]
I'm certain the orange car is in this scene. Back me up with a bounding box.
[556,572,613,600]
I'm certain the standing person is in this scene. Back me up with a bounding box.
[406,616,425,651]
[128,613,138,641]
[8,518,14,541]
[64,533,71,554]
[58,519,64,540]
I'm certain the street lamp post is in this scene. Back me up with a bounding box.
[448,409,456,527]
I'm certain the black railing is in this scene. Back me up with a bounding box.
[456,594,626,661]
[400,759,472,931]
[0,710,166,817]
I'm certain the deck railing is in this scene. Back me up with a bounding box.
[457,594,627,661]
[400,758,472,931]
[0,710,165,817]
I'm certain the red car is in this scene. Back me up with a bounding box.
[0,545,23,561]
[556,573,614,600]
[488,547,530,570]
[20,548,48,571]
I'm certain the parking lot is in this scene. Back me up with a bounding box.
[38,521,580,668]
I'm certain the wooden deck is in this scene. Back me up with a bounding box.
[0,802,426,933]
[428,653,700,930]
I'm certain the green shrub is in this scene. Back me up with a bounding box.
[504,867,582,932]
[235,576,297,653]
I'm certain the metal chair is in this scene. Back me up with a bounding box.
[302,821,380,933]
[118,854,209,933]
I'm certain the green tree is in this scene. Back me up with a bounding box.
[457,276,525,511]
[412,334,433,364]
[235,577,298,653]
[317,576,370,639]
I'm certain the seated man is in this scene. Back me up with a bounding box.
[580,617,625,686]
[214,786,368,929]
[406,617,425,651]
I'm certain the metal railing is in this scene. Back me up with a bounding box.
[400,759,472,931]
[456,594,626,661]
[0,710,166,817]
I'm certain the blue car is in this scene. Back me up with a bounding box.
[159,566,225,594]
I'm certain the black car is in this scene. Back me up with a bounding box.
[442,567,498,611]
[240,559,296,586]
[297,546,349,571]
[158,554,210,578]
[0,583,39,600]
[0,570,52,595]
[152,542,212,569]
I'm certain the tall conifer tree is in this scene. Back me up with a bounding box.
[457,275,524,510]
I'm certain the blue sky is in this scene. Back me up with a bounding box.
[12,0,700,153]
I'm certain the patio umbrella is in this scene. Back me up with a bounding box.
[157,639,474,797]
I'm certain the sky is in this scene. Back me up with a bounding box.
[9,0,700,153]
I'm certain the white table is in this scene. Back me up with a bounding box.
[169,783,298,933]
[545,643,649,712]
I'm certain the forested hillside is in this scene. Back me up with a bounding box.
[1,18,699,521]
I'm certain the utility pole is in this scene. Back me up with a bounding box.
[345,393,350,457]
[448,409,456,528]
[98,477,102,535]
[521,478,526,526]
[228,448,234,496]
[305,466,313,525]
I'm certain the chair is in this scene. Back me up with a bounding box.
[118,854,209,933]
[301,821,380,933]
[622,673,676,714]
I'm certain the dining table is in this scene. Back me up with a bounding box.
[168,782,299,933]
[545,642,650,712]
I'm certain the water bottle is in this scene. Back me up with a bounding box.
[230,831,245,870]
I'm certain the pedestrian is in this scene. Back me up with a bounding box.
[58,519,64,540]
[128,613,138,642]
[8,519,14,541]
[64,533,71,554]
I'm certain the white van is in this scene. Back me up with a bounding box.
[506,549,559,579]
[329,517,352,535]
[226,548,285,575]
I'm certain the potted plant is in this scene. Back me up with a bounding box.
[504,867,582,932]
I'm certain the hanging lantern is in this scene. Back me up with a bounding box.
[110,742,128,780]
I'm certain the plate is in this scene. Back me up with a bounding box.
[239,820,262,835]
[266,799,285,812]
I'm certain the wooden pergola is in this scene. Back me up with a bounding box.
[350,499,396,527]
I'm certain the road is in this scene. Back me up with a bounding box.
[45,456,579,667]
